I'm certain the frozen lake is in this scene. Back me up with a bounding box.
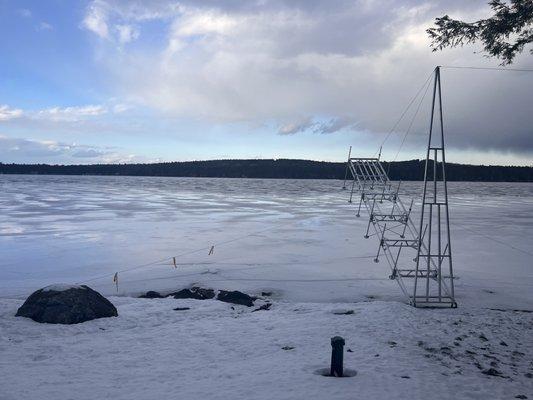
[1,175,532,309]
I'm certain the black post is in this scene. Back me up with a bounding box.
[330,336,345,377]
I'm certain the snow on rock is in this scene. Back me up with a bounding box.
[42,284,85,292]
[1,297,532,400]
[15,285,117,324]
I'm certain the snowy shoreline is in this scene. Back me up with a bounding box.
[1,296,532,400]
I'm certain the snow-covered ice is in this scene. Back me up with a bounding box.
[0,175,532,399]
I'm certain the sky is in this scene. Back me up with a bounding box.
[0,0,531,166]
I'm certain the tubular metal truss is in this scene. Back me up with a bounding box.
[343,67,457,308]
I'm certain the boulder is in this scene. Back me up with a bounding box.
[217,290,255,307]
[139,291,164,299]
[171,287,215,300]
[16,284,118,324]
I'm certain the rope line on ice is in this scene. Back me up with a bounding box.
[76,204,376,290]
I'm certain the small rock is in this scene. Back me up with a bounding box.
[261,291,272,297]
[282,346,294,350]
[479,333,489,342]
[524,372,532,378]
[400,375,410,379]
[333,310,354,315]
[499,341,508,346]
[515,395,527,399]
[217,290,255,307]
[388,341,397,348]
[139,291,163,299]
[482,368,502,377]
[252,303,272,312]
[173,307,190,311]
[171,287,215,300]
[347,348,353,353]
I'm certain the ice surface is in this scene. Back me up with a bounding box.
[1,175,531,309]
[0,175,532,399]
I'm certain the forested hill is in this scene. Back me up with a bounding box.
[0,159,532,182]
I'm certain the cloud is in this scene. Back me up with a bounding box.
[314,117,359,134]
[0,105,23,121]
[116,24,139,44]
[0,135,147,164]
[17,8,31,18]
[83,0,110,39]
[37,22,53,31]
[35,105,108,121]
[71,148,107,158]
[278,117,315,135]
[78,1,533,155]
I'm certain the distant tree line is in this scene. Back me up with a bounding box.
[0,159,531,182]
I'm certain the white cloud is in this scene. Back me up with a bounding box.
[83,0,110,39]
[112,103,130,113]
[35,105,108,121]
[37,22,53,31]
[0,105,23,121]
[116,24,139,44]
[17,8,31,18]
[278,117,316,135]
[75,0,533,154]
[0,135,147,163]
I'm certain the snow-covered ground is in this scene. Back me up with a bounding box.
[0,175,532,399]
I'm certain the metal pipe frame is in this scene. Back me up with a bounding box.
[342,67,457,308]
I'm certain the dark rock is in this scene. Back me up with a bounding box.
[401,375,410,379]
[479,333,489,342]
[524,372,532,378]
[482,368,502,377]
[217,290,254,307]
[139,291,163,299]
[252,303,272,312]
[333,310,354,315]
[282,346,294,350]
[173,307,190,311]
[388,341,397,348]
[499,341,508,346]
[515,395,527,399]
[171,287,215,300]
[261,291,272,297]
[15,284,117,324]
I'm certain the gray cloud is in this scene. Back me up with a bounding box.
[314,117,359,134]
[0,136,137,164]
[81,0,533,156]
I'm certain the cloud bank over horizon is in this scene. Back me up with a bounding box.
[0,0,531,165]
